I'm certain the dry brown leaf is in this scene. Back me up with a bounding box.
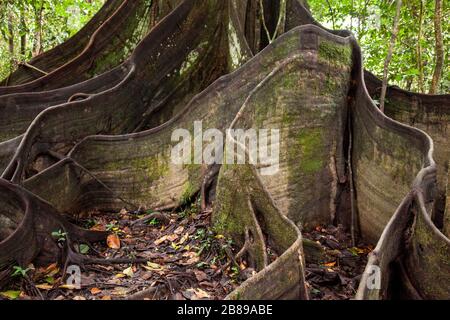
[154,235,168,245]
[193,270,208,282]
[178,232,189,245]
[59,284,77,290]
[35,284,53,290]
[184,256,199,265]
[107,234,121,249]
[144,262,163,271]
[167,234,179,242]
[90,287,102,295]
[101,295,112,300]
[90,224,105,231]
[185,288,210,300]
[174,226,184,235]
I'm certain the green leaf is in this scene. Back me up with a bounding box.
[0,290,21,300]
[79,244,90,254]
[45,276,55,284]
[12,266,31,277]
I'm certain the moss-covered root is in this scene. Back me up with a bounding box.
[212,163,308,300]
[0,179,108,290]
[402,193,450,300]
[356,191,450,300]
[443,166,450,238]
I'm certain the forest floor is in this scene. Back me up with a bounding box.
[0,198,247,300]
[303,225,373,300]
[0,198,373,300]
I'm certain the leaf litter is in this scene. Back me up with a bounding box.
[0,197,248,300]
[302,224,373,300]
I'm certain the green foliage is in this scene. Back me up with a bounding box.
[78,243,90,254]
[148,218,160,226]
[0,0,105,80]
[11,265,31,278]
[308,0,449,93]
[51,229,67,242]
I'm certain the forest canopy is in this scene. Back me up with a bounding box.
[0,0,105,80]
[0,0,448,93]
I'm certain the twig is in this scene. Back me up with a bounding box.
[18,61,48,75]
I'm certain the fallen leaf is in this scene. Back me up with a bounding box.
[90,224,105,231]
[73,296,86,300]
[141,272,152,280]
[185,256,200,265]
[123,266,134,277]
[112,287,129,296]
[90,287,102,295]
[107,234,121,249]
[183,251,197,258]
[174,226,184,235]
[115,273,126,278]
[145,262,163,271]
[193,270,208,282]
[167,234,179,242]
[324,261,336,267]
[59,284,78,290]
[0,290,21,300]
[154,235,168,245]
[35,283,53,290]
[178,232,189,245]
[184,288,210,300]
[180,251,200,265]
[101,295,112,300]
[43,263,59,276]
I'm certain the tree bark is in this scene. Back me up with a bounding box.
[0,0,448,301]
[430,0,443,94]
[416,0,424,93]
[379,0,402,113]
[7,9,15,71]
[32,0,44,57]
[20,5,26,57]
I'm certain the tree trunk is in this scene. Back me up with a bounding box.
[7,9,15,71]
[416,0,424,93]
[32,0,44,57]
[430,0,443,94]
[0,0,448,301]
[379,0,402,113]
[20,6,26,57]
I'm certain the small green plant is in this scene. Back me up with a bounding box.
[230,265,240,279]
[148,218,159,226]
[106,222,118,232]
[194,228,206,240]
[84,219,96,229]
[179,202,199,219]
[11,266,31,278]
[51,229,67,242]
[196,262,208,269]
